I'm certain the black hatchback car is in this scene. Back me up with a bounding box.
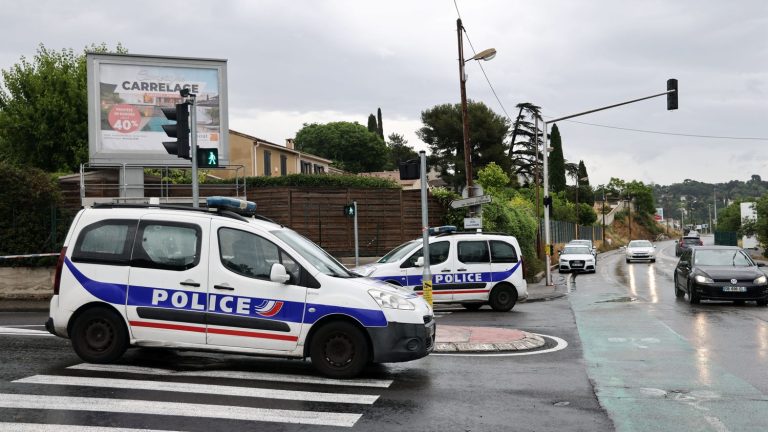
[674,246,768,305]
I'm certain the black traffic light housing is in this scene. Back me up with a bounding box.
[399,159,420,180]
[667,79,678,111]
[197,148,219,168]
[162,103,191,159]
[344,204,356,217]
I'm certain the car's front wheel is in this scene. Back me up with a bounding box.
[70,307,128,363]
[688,280,700,305]
[310,321,369,379]
[674,275,685,299]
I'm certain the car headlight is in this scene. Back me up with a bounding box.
[754,275,767,285]
[694,274,714,284]
[368,289,415,310]
[560,258,567,263]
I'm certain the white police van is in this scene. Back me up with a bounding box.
[354,227,528,311]
[46,197,434,378]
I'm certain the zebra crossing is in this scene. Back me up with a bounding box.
[0,362,394,430]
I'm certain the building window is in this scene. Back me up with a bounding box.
[301,161,312,174]
[280,155,288,176]
[263,151,271,177]
[313,164,325,174]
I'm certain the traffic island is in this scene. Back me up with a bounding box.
[434,325,545,352]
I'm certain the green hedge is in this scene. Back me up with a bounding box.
[212,173,400,189]
[0,162,72,266]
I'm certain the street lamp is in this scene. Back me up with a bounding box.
[457,18,496,209]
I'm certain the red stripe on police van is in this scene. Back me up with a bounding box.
[130,321,206,333]
[207,327,299,341]
[415,289,491,295]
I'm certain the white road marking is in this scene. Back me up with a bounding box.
[68,363,393,388]
[0,327,53,336]
[0,423,181,432]
[0,393,361,428]
[15,374,378,404]
[431,333,568,357]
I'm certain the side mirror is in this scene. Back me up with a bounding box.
[270,263,291,284]
[653,245,657,248]
[415,256,425,267]
[757,262,766,268]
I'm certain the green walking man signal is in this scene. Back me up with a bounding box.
[344,204,355,217]
[197,148,219,168]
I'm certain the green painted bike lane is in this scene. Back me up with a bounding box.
[570,283,768,431]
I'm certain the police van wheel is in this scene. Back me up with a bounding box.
[71,307,128,363]
[489,284,518,312]
[310,322,370,379]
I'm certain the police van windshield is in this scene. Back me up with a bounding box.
[271,229,354,278]
[377,240,420,263]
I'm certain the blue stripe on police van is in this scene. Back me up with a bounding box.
[373,260,522,287]
[63,258,388,328]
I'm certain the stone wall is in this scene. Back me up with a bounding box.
[0,267,54,301]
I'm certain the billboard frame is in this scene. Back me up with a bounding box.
[87,53,229,167]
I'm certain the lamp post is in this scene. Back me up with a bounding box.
[457,18,496,209]
[624,195,633,240]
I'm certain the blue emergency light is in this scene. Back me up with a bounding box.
[206,196,257,215]
[428,225,457,235]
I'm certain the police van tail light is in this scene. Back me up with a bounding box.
[52,247,67,295]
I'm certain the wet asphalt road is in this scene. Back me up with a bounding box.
[569,235,768,431]
[0,299,611,431]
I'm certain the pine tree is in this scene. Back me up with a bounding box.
[548,124,567,193]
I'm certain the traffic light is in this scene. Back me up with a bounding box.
[197,148,219,168]
[344,204,356,217]
[667,78,678,111]
[399,159,420,180]
[161,103,191,159]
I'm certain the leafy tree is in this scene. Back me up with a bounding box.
[548,124,566,193]
[741,196,768,255]
[0,43,125,172]
[367,114,377,134]
[376,107,384,139]
[294,121,388,173]
[384,133,418,170]
[716,200,742,232]
[417,101,511,191]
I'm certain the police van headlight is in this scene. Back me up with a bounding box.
[368,289,415,310]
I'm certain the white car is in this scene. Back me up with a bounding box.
[567,239,597,257]
[625,240,656,263]
[558,245,596,273]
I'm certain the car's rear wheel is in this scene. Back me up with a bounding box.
[70,307,128,363]
[489,284,518,312]
[461,303,483,311]
[310,321,369,379]
[688,280,700,305]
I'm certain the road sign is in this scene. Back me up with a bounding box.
[450,195,492,209]
[464,217,482,229]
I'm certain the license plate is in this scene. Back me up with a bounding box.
[723,286,746,292]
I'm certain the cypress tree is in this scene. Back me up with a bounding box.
[377,108,384,138]
[549,124,567,193]
[367,114,377,134]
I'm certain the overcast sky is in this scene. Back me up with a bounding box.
[1,0,766,186]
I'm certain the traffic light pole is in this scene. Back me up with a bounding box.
[353,201,359,267]
[189,94,199,208]
[541,81,677,286]
[419,151,432,308]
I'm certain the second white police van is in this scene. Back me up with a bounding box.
[46,197,434,378]
[354,227,528,311]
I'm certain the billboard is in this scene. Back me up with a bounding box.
[654,207,664,221]
[87,53,228,166]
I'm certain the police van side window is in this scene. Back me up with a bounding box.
[490,240,518,263]
[458,241,490,263]
[132,221,201,271]
[72,220,137,265]
[402,241,450,268]
[219,228,300,283]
